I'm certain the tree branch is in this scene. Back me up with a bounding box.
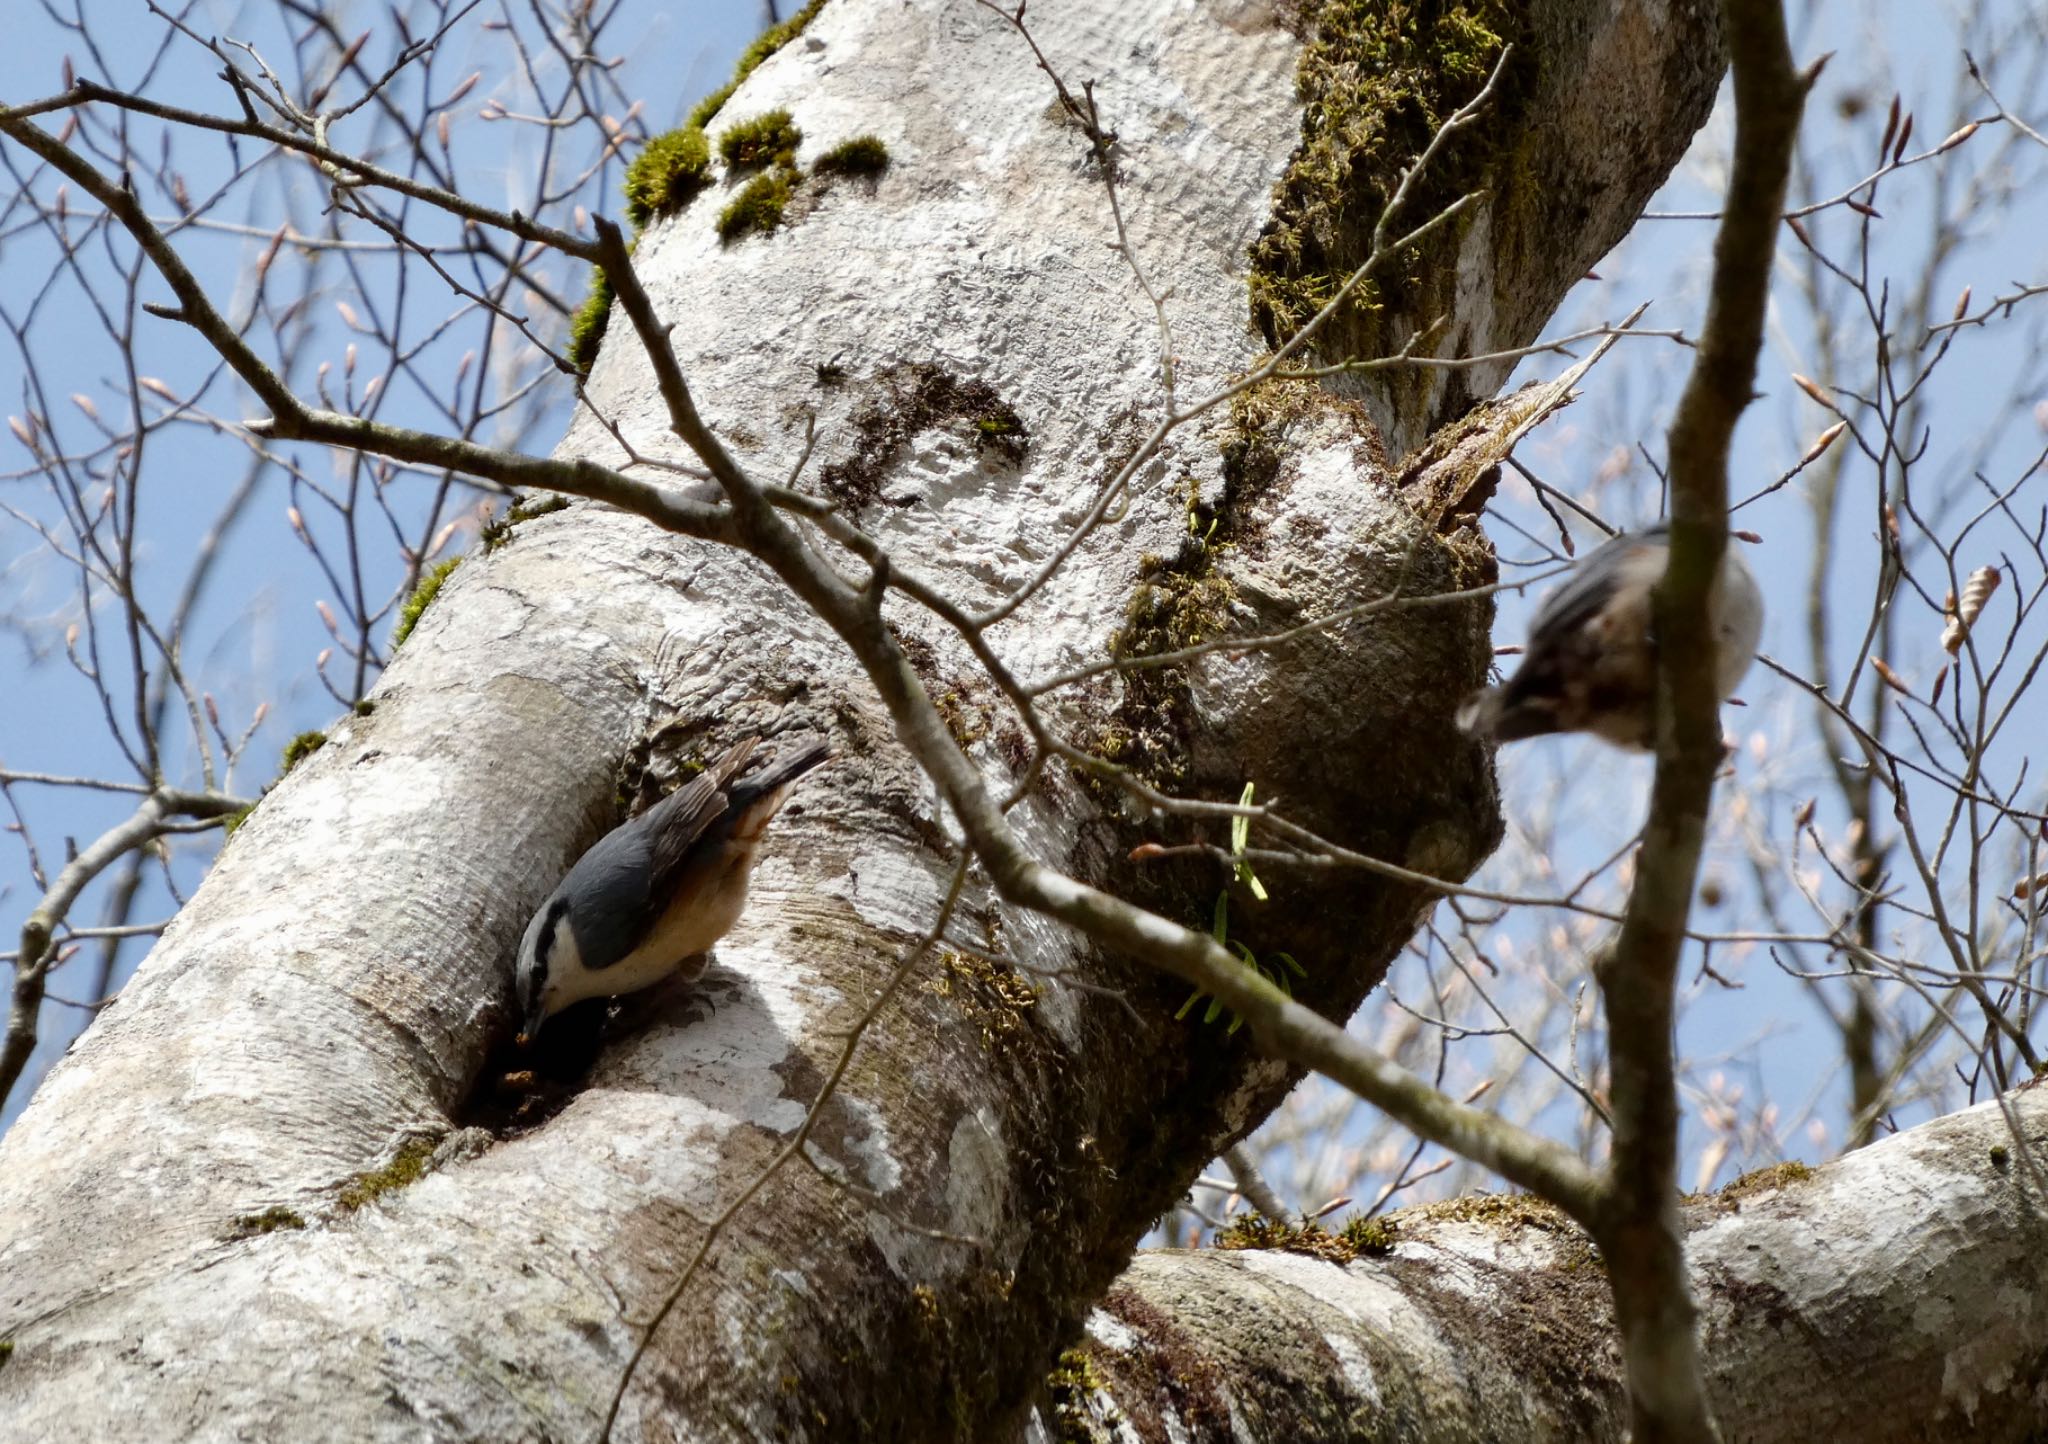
[1592,2,1809,1438]
[2,786,248,1109]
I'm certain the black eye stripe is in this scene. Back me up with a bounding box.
[535,897,570,968]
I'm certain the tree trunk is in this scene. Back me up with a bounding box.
[0,1,1723,1439]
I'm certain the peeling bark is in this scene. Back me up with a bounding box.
[0,1,1724,1439]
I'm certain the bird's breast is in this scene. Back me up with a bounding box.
[601,851,755,986]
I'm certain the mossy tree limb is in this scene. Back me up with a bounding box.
[1252,0,1724,455]
[1053,1091,2048,1443]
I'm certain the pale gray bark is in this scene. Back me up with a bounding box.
[1042,1088,2048,1443]
[0,2,1727,1440]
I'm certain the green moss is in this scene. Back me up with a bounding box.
[1127,570,1231,652]
[1215,1212,1392,1263]
[230,1205,307,1237]
[1991,1144,2011,1169]
[1413,1190,1574,1230]
[925,951,1038,1050]
[935,690,991,749]
[1095,566,1225,790]
[814,134,890,177]
[0,1338,12,1371]
[338,1136,437,1212]
[1047,1346,1117,1443]
[567,266,613,375]
[231,714,363,832]
[686,0,830,131]
[689,83,740,133]
[717,166,800,243]
[1247,1,1522,400]
[280,730,327,774]
[1339,1213,1398,1255]
[574,4,829,373]
[481,492,571,554]
[393,556,461,649]
[624,126,713,227]
[718,109,802,170]
[1399,1191,1600,1271]
[1718,1160,1813,1203]
[1224,374,1333,471]
[352,699,376,717]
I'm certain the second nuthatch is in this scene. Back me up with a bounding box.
[514,736,831,1041]
[1457,525,1763,749]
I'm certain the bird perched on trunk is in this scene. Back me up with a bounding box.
[1457,525,1763,749]
[514,735,831,1041]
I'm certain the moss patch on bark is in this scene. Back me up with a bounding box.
[1248,0,1525,420]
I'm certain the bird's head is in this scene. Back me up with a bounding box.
[514,894,578,1044]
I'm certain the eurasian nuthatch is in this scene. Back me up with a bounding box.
[514,736,831,1041]
[1457,525,1763,749]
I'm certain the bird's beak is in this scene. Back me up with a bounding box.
[517,997,549,1048]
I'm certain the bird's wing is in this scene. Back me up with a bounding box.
[551,821,668,974]
[1526,531,1663,641]
[553,742,751,973]
[643,738,756,897]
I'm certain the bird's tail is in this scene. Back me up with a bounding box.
[724,738,834,839]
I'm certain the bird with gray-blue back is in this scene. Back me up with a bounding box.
[1457,525,1763,749]
[514,735,831,1041]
